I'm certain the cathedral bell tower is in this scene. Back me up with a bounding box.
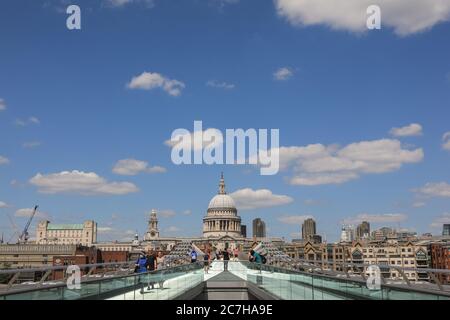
[144,209,160,240]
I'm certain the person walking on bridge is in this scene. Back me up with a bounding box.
[190,249,198,264]
[203,251,210,274]
[233,248,239,261]
[135,252,148,295]
[222,249,230,271]
[146,252,157,291]
[135,252,148,274]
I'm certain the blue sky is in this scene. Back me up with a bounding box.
[1,0,450,243]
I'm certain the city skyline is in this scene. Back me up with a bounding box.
[1,0,450,243]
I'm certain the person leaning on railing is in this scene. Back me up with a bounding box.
[249,250,262,264]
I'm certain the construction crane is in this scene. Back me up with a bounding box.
[19,205,38,244]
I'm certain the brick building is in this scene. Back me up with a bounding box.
[431,243,450,284]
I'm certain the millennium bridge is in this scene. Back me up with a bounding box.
[1,257,449,300]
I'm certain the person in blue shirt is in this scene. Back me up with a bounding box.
[136,253,148,295]
[250,250,262,264]
[135,253,148,273]
[190,250,198,263]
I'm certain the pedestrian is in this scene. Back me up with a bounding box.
[135,252,148,273]
[203,251,210,274]
[135,252,148,294]
[156,251,166,290]
[222,249,230,271]
[146,252,156,290]
[156,251,165,270]
[250,250,262,264]
[233,248,239,261]
[190,249,198,263]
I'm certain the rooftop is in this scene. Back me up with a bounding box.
[47,224,84,230]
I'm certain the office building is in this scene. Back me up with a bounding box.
[356,221,370,240]
[36,220,97,246]
[301,218,316,241]
[253,218,266,238]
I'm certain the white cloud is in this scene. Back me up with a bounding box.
[229,188,293,210]
[29,170,139,195]
[0,99,6,111]
[278,215,314,225]
[15,117,40,127]
[275,0,450,36]
[97,227,135,242]
[290,172,359,186]
[273,67,293,81]
[165,226,181,233]
[112,159,166,176]
[127,71,185,96]
[412,201,426,208]
[272,139,423,186]
[430,213,450,228]
[343,213,407,225]
[22,141,42,148]
[29,117,40,124]
[206,80,235,89]
[0,156,9,165]
[159,209,176,218]
[414,182,450,198]
[165,128,223,151]
[207,0,240,10]
[390,123,423,137]
[105,0,155,8]
[106,0,133,6]
[15,208,49,219]
[97,227,114,233]
[303,199,325,206]
[183,210,192,215]
[442,132,450,151]
[0,201,9,208]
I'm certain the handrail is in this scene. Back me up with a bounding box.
[1,260,449,300]
[240,260,450,298]
[288,259,450,275]
[0,261,133,274]
[3,258,448,276]
[0,261,203,297]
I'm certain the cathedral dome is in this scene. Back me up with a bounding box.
[206,172,238,215]
[208,194,236,210]
[203,173,242,239]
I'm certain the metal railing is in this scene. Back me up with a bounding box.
[1,258,450,300]
[0,258,195,293]
[263,258,450,294]
[0,261,204,300]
